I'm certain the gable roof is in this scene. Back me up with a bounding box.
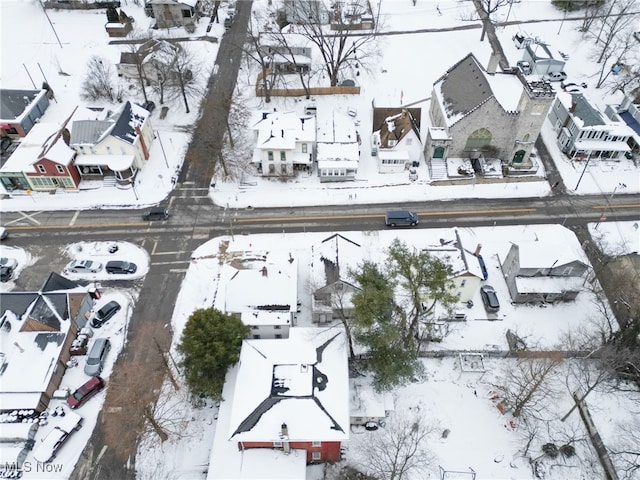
[0,123,75,173]
[228,328,349,443]
[433,53,524,127]
[110,101,149,145]
[372,107,421,147]
[0,89,47,121]
[513,241,589,270]
[70,120,114,145]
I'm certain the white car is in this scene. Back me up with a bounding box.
[32,411,82,463]
[65,260,103,274]
[543,71,567,82]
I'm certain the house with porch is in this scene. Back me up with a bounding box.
[69,102,154,187]
[427,53,555,177]
[0,89,50,138]
[251,111,315,176]
[607,94,640,159]
[499,239,590,304]
[260,33,312,75]
[0,122,79,193]
[311,233,361,324]
[226,328,349,464]
[316,111,359,182]
[547,92,634,162]
[148,0,200,29]
[372,107,422,173]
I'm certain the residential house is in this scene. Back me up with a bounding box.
[260,33,312,75]
[0,123,79,192]
[608,94,640,159]
[252,111,315,176]
[117,39,181,82]
[0,273,92,414]
[226,328,349,464]
[547,92,634,161]
[311,233,361,324]
[521,42,566,76]
[0,89,50,138]
[214,251,298,334]
[316,112,359,182]
[423,229,485,303]
[372,107,422,173]
[427,53,555,175]
[148,0,200,29]
[499,240,590,303]
[70,101,154,186]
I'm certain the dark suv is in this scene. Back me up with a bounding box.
[480,285,500,312]
[142,207,169,221]
[91,300,121,328]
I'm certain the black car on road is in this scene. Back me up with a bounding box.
[480,285,500,312]
[106,261,137,275]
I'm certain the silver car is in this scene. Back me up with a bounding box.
[84,338,111,376]
[65,260,103,274]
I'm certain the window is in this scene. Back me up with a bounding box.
[274,325,282,330]
[388,139,397,147]
[37,165,46,174]
[312,441,322,447]
[464,128,492,150]
[460,279,466,287]
[280,151,286,161]
[406,138,412,145]
[251,325,259,330]
[302,144,307,153]
[274,441,283,448]
[268,151,274,161]
[275,334,282,339]
[106,146,112,154]
[252,334,260,339]
[312,452,321,461]
[280,164,287,174]
[56,165,65,174]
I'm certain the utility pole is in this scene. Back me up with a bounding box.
[39,1,63,48]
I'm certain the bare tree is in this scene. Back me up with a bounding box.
[358,414,435,480]
[475,0,515,41]
[266,29,314,99]
[590,0,635,63]
[496,356,561,419]
[243,11,280,103]
[591,29,636,89]
[610,417,640,480]
[124,31,154,103]
[288,0,381,87]
[80,56,122,102]
[218,93,254,181]
[167,45,202,113]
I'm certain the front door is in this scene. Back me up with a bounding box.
[512,150,526,163]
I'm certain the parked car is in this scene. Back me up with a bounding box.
[65,260,103,274]
[66,376,105,409]
[91,301,121,328]
[32,410,83,463]
[542,71,567,82]
[0,227,7,240]
[142,207,169,221]
[477,255,488,280]
[0,257,17,269]
[106,260,137,275]
[0,265,14,282]
[84,338,111,376]
[480,285,500,312]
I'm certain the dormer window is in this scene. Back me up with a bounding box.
[388,139,397,147]
[37,165,46,174]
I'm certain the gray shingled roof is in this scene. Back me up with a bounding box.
[70,120,114,145]
[111,101,147,145]
[438,53,493,118]
[571,93,605,127]
[0,89,41,120]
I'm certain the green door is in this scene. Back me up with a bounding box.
[512,150,525,163]
[433,146,445,159]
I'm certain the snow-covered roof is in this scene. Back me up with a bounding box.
[515,241,588,269]
[429,127,450,140]
[433,53,524,127]
[572,139,630,151]
[252,111,315,150]
[110,101,149,145]
[228,328,349,443]
[316,111,358,144]
[0,89,47,122]
[70,120,113,145]
[0,123,74,172]
[377,149,409,160]
[515,275,585,294]
[350,377,393,419]
[74,154,136,171]
[241,310,291,326]
[557,92,636,137]
[372,107,421,146]
[207,365,307,480]
[216,251,298,314]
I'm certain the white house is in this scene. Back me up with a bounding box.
[116,39,181,82]
[241,310,292,340]
[316,111,360,182]
[252,111,315,176]
[547,92,634,161]
[70,102,155,185]
[371,107,422,173]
